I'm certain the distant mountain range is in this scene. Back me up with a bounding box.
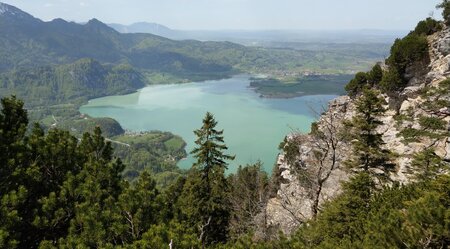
[107,22,408,45]
[108,22,176,37]
[0,2,395,77]
[0,1,394,111]
[0,2,240,75]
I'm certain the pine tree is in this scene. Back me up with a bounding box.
[437,0,450,24]
[0,96,28,194]
[179,112,234,247]
[191,112,235,180]
[344,88,394,180]
[228,163,269,239]
[118,171,160,242]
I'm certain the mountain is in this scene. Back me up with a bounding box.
[108,22,177,37]
[108,21,406,45]
[0,2,388,86]
[0,58,146,108]
[0,2,236,75]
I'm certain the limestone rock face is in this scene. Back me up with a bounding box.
[264,27,450,236]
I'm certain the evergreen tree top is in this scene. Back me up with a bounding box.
[191,112,235,174]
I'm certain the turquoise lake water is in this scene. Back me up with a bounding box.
[80,75,338,173]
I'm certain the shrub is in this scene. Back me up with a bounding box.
[412,18,442,36]
[345,64,383,97]
[345,72,368,97]
[387,34,429,75]
[367,64,383,86]
[437,0,450,25]
[380,68,404,94]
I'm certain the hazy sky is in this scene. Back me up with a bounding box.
[1,0,442,30]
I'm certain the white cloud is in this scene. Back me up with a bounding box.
[44,3,53,7]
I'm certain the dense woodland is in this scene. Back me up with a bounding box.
[0,59,145,108]
[1,1,450,249]
[1,80,449,248]
[0,3,376,79]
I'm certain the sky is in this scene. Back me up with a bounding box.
[1,0,443,30]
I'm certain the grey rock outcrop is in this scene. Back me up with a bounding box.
[263,26,450,236]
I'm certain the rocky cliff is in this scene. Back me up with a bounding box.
[264,26,450,235]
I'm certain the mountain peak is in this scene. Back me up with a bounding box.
[0,2,17,14]
[0,2,39,21]
[86,18,117,33]
[0,2,23,15]
[87,18,102,25]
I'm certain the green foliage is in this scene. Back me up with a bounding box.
[379,67,404,93]
[418,115,447,131]
[437,0,450,25]
[420,78,450,113]
[117,172,160,242]
[345,64,383,97]
[384,33,429,93]
[344,89,394,179]
[58,116,125,137]
[410,148,449,181]
[113,132,187,185]
[398,127,424,143]
[397,78,449,183]
[191,112,235,176]
[291,173,450,249]
[346,17,431,97]
[0,59,146,109]
[412,17,442,36]
[0,96,28,191]
[279,136,301,168]
[367,64,383,86]
[293,173,375,248]
[0,96,195,248]
[345,72,368,97]
[387,34,429,73]
[227,163,269,240]
[399,78,449,145]
[178,112,234,246]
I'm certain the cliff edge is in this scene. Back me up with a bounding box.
[264,25,450,235]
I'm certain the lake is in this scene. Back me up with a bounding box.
[80,75,338,173]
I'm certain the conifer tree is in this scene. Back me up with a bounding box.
[437,0,450,24]
[179,112,234,247]
[191,112,235,180]
[344,88,394,180]
[0,96,28,194]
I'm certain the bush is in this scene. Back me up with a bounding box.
[437,0,450,25]
[345,64,383,97]
[367,64,383,86]
[345,72,368,97]
[412,18,442,36]
[387,34,429,75]
[380,68,404,94]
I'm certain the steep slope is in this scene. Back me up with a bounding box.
[108,22,177,37]
[0,2,382,79]
[0,2,234,75]
[0,58,145,107]
[266,24,450,235]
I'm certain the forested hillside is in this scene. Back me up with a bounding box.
[0,59,145,107]
[262,5,450,248]
[0,98,269,248]
[0,2,377,81]
[1,1,449,249]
